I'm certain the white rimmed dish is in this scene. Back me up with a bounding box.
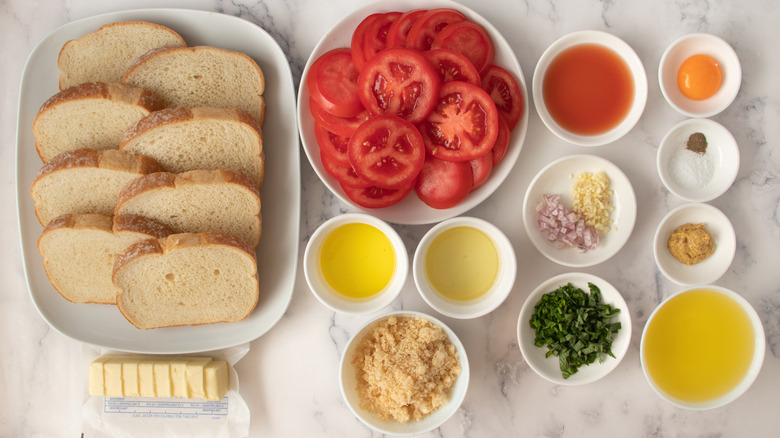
[340,310,469,435]
[532,30,648,146]
[517,272,631,385]
[653,203,736,285]
[413,216,516,319]
[297,0,529,225]
[15,9,299,354]
[304,213,408,314]
[640,285,765,410]
[659,33,741,118]
[522,154,637,267]
[657,118,739,202]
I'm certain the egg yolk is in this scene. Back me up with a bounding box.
[677,54,722,100]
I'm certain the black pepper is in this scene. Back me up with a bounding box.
[686,132,708,155]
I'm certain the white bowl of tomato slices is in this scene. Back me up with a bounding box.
[297,0,529,225]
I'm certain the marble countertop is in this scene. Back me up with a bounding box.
[2,0,778,436]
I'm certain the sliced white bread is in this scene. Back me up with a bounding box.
[37,213,174,304]
[122,46,266,125]
[32,82,166,163]
[114,169,262,248]
[31,148,166,227]
[113,232,259,329]
[120,107,265,187]
[57,21,187,90]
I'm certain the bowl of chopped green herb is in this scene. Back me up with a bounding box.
[517,272,631,385]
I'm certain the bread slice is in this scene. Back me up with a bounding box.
[32,82,166,163]
[122,46,266,125]
[37,213,174,304]
[31,148,166,226]
[57,21,187,90]
[114,169,262,248]
[113,232,259,329]
[120,107,264,187]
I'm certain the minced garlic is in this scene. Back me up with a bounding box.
[571,171,614,233]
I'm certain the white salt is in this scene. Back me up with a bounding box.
[669,144,714,189]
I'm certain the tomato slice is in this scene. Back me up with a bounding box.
[406,8,467,51]
[321,148,371,188]
[351,13,381,71]
[386,9,428,48]
[347,115,425,189]
[469,152,494,190]
[307,48,363,117]
[491,115,511,166]
[481,64,524,130]
[362,12,402,64]
[414,155,472,209]
[431,21,495,74]
[423,48,481,86]
[309,98,371,138]
[341,182,414,208]
[357,47,441,125]
[419,81,499,162]
[314,122,350,166]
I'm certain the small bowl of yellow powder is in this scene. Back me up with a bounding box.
[339,311,469,435]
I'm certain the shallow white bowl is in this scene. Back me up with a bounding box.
[532,30,647,146]
[659,33,741,118]
[297,0,529,224]
[640,285,765,410]
[340,310,469,435]
[653,203,736,286]
[517,273,631,385]
[657,118,739,202]
[522,154,637,267]
[303,213,408,314]
[413,217,516,319]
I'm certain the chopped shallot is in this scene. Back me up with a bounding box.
[536,194,599,252]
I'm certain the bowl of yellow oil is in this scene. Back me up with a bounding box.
[304,213,408,314]
[640,286,765,409]
[413,217,516,319]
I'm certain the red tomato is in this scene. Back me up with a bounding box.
[362,12,402,63]
[341,182,414,208]
[491,115,511,166]
[423,48,481,85]
[307,48,363,117]
[314,122,350,166]
[414,155,472,209]
[347,115,425,189]
[481,64,524,130]
[309,98,371,138]
[469,152,494,190]
[419,81,499,162]
[386,9,427,48]
[357,48,441,125]
[431,21,495,73]
[351,13,381,71]
[406,8,467,51]
[320,149,371,188]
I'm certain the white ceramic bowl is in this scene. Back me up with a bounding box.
[297,0,529,224]
[653,203,736,285]
[340,310,469,435]
[413,217,516,319]
[532,30,647,146]
[659,33,741,118]
[640,285,765,410]
[522,154,637,267]
[657,118,739,202]
[517,273,631,385]
[303,213,408,314]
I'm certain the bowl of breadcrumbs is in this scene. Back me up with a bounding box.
[339,311,470,435]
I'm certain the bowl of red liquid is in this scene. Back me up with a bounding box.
[533,30,647,146]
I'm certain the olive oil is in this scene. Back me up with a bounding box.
[425,226,499,301]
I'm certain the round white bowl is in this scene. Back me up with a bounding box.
[339,310,470,435]
[653,203,736,286]
[532,30,648,146]
[657,118,739,202]
[659,33,741,118]
[303,213,408,314]
[413,216,516,319]
[517,272,631,385]
[640,285,765,410]
[297,0,529,225]
[522,154,637,267]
